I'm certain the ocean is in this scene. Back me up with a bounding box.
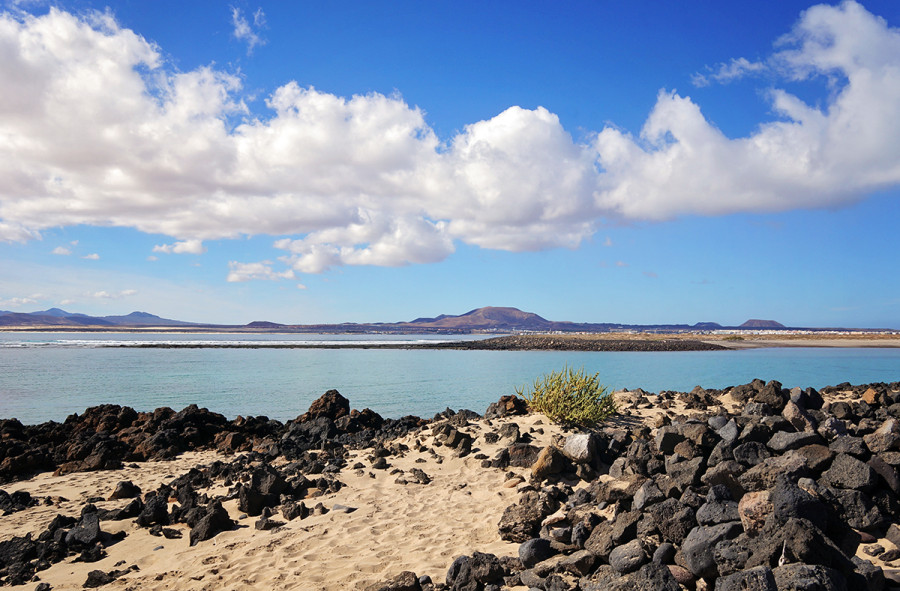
[1,332,898,424]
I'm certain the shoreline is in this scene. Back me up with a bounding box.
[2,381,900,589]
[4,332,900,350]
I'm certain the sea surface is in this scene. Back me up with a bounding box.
[1,332,898,424]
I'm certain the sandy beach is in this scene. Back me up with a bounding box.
[2,382,900,590]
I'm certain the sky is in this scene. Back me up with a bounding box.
[1,0,899,328]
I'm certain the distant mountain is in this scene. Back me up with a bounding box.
[739,319,786,329]
[0,305,837,333]
[0,309,195,327]
[100,311,195,327]
[407,307,555,330]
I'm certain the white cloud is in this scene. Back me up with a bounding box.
[153,239,206,254]
[226,260,294,282]
[82,253,99,260]
[0,3,899,280]
[0,295,39,307]
[692,57,766,87]
[89,289,137,299]
[52,246,71,255]
[146,255,158,261]
[231,7,265,55]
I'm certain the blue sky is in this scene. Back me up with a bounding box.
[1,1,899,328]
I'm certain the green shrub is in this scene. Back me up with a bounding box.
[516,366,617,428]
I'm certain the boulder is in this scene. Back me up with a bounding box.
[771,563,848,591]
[365,571,422,591]
[498,490,559,542]
[681,522,742,579]
[609,539,648,574]
[562,433,597,464]
[767,431,822,453]
[484,395,528,420]
[108,480,141,500]
[822,453,877,491]
[299,389,350,422]
[714,566,777,591]
[863,418,900,454]
[445,552,505,590]
[189,501,234,546]
[531,446,569,480]
[519,537,555,569]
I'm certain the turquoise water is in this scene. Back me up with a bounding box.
[0,333,898,424]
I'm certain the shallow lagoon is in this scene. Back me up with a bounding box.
[1,333,898,423]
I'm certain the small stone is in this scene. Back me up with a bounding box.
[608,539,647,574]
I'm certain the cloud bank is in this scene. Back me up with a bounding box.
[1,2,899,279]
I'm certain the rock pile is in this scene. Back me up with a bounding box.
[0,389,427,484]
[368,380,900,590]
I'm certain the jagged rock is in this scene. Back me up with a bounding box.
[770,478,828,530]
[713,539,751,577]
[136,494,169,527]
[365,571,422,591]
[868,455,900,494]
[739,451,811,491]
[771,563,847,591]
[299,389,350,422]
[282,500,309,521]
[852,555,886,591]
[682,522,742,579]
[83,569,114,588]
[580,562,681,591]
[767,431,823,453]
[559,549,597,576]
[822,453,877,491]
[189,501,234,546]
[652,498,696,545]
[108,480,141,500]
[498,490,559,542]
[863,418,900,454]
[783,401,818,432]
[484,395,528,420]
[715,565,777,591]
[65,512,102,548]
[633,479,665,511]
[666,456,704,492]
[445,552,505,590]
[742,518,856,577]
[733,441,771,466]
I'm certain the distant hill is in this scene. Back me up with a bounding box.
[0,305,842,333]
[0,309,196,328]
[408,307,555,331]
[739,319,786,329]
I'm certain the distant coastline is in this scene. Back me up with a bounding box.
[5,332,898,350]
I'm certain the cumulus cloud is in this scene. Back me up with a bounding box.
[0,295,40,307]
[0,3,899,281]
[88,289,137,299]
[82,253,99,260]
[153,240,207,254]
[226,260,294,282]
[52,246,71,255]
[231,7,265,54]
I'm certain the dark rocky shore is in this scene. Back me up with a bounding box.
[1,380,900,590]
[121,335,728,351]
[427,335,728,352]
